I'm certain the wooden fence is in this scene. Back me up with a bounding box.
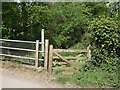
[0,29,49,69]
[0,29,91,72]
[48,44,91,72]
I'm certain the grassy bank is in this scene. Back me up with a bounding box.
[52,61,119,88]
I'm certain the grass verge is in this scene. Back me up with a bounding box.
[52,63,119,88]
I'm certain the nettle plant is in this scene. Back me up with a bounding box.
[88,16,119,66]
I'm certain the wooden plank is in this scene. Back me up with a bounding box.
[38,59,44,61]
[0,46,36,52]
[41,29,44,57]
[53,61,83,66]
[48,45,53,73]
[53,67,76,71]
[0,54,35,60]
[0,39,36,44]
[38,51,44,53]
[53,52,72,65]
[53,62,67,65]
[35,40,39,68]
[53,56,86,59]
[0,53,44,61]
[39,42,44,45]
[53,52,81,70]
[44,39,49,70]
[53,49,87,53]
[0,39,43,44]
[76,54,83,57]
[87,44,91,60]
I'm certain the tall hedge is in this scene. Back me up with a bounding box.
[88,16,119,66]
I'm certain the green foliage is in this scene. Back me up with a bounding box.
[83,2,108,18]
[108,2,119,19]
[45,3,87,48]
[55,64,119,88]
[73,57,119,87]
[72,68,119,87]
[2,2,87,48]
[2,2,119,88]
[2,2,119,49]
[88,16,119,66]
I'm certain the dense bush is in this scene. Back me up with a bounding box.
[72,16,120,88]
[88,16,119,66]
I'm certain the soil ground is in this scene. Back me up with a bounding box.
[0,61,78,88]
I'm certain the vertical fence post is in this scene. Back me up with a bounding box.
[87,44,91,60]
[41,29,44,57]
[48,45,53,73]
[44,39,49,70]
[35,40,39,68]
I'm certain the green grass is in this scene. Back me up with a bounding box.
[54,58,119,88]
[72,69,119,88]
[56,75,71,84]
[52,43,119,88]
[53,63,119,88]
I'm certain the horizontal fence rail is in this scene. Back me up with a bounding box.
[0,46,36,52]
[48,44,91,72]
[0,46,44,53]
[53,49,88,53]
[0,39,44,68]
[0,54,44,61]
[0,39,44,45]
[1,29,45,68]
[53,56,86,59]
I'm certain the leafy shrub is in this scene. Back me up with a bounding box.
[88,16,119,66]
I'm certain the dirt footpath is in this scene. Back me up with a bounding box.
[1,61,64,88]
[2,70,56,88]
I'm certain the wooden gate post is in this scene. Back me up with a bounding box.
[35,40,39,68]
[87,44,91,60]
[44,39,49,70]
[41,29,44,57]
[48,45,53,73]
